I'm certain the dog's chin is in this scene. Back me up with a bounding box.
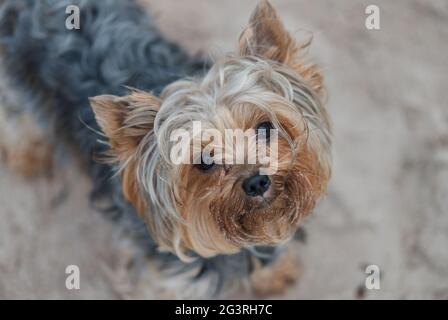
[209,185,300,248]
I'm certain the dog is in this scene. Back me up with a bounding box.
[0,0,331,297]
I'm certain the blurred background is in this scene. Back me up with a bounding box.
[0,0,447,299]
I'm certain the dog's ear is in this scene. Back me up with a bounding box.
[239,0,296,64]
[90,91,161,214]
[89,90,160,162]
[239,0,323,93]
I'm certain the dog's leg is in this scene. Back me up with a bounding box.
[0,107,53,178]
[250,246,301,297]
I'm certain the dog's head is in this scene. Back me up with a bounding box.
[90,1,331,260]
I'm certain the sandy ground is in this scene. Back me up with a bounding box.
[0,0,447,299]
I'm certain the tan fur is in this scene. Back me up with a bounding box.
[90,1,332,261]
[90,90,161,216]
[239,0,324,94]
[89,90,161,163]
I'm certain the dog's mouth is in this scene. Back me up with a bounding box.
[210,178,300,246]
[248,189,278,209]
[242,186,298,220]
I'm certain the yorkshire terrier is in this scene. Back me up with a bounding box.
[0,0,331,297]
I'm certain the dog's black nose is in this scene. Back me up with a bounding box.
[242,174,271,197]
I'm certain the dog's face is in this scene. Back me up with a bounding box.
[90,1,331,260]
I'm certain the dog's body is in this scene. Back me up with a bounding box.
[0,0,331,297]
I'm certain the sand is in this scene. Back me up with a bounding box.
[0,0,447,299]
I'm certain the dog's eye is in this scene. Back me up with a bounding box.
[256,121,273,140]
[196,154,215,171]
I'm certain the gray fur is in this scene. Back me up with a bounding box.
[0,0,281,296]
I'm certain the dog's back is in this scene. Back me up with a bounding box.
[0,0,206,223]
[0,0,208,264]
[0,0,204,169]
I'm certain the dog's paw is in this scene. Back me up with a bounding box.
[250,248,301,297]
